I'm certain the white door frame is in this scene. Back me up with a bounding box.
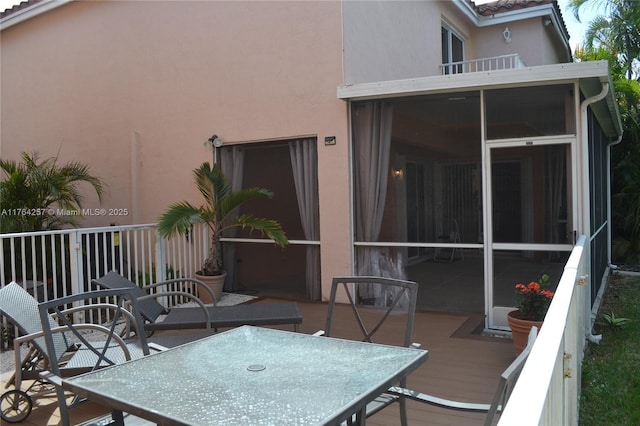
[484,135,577,329]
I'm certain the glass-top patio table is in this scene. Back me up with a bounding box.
[63,325,428,425]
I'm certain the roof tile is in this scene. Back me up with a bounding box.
[1,0,44,20]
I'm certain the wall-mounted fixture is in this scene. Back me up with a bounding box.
[204,134,223,164]
[205,134,224,148]
[324,136,336,146]
[543,17,552,27]
[503,27,512,43]
[391,168,404,178]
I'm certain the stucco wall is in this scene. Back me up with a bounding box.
[342,0,445,83]
[1,3,344,212]
[475,18,569,67]
[342,1,568,83]
[0,0,352,299]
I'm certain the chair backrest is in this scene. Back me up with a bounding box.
[38,287,151,426]
[324,276,418,348]
[0,282,71,361]
[92,271,167,323]
[38,287,151,374]
[484,326,538,426]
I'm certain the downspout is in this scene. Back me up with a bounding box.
[580,82,610,345]
[607,133,623,270]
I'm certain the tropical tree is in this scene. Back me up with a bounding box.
[0,151,106,233]
[157,162,288,276]
[569,0,640,79]
[571,0,640,263]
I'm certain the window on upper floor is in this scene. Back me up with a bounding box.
[441,24,464,74]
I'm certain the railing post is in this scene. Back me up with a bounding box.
[156,229,167,283]
[68,230,86,322]
[69,231,83,297]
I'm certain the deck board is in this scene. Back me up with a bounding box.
[1,299,514,425]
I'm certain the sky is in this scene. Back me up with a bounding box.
[0,0,597,51]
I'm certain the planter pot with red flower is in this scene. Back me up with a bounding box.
[508,274,554,355]
[507,310,543,355]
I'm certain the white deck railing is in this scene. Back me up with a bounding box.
[0,223,209,302]
[1,223,212,348]
[499,235,591,425]
[2,225,595,424]
[441,54,526,75]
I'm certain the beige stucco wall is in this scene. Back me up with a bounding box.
[342,0,569,83]
[342,0,445,83]
[0,0,573,301]
[475,18,569,67]
[0,0,352,299]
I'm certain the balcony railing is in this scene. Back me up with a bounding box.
[441,54,526,75]
[499,235,591,425]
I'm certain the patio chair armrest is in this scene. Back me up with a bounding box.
[13,330,46,345]
[137,291,212,329]
[39,370,63,387]
[12,331,47,390]
[143,278,217,305]
[387,386,491,412]
[13,330,49,363]
[56,303,138,337]
[58,303,134,320]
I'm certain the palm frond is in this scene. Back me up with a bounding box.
[157,202,206,238]
[157,161,288,274]
[219,187,273,218]
[1,151,106,231]
[224,214,289,247]
[194,162,229,211]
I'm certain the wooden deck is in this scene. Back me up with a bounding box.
[1,299,514,425]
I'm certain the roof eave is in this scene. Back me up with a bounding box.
[0,0,71,31]
[337,61,622,138]
[453,1,572,64]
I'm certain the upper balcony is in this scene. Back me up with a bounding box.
[441,54,526,75]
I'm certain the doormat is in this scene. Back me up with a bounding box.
[451,314,512,343]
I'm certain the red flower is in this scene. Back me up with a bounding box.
[527,282,541,293]
[514,274,553,321]
[541,289,555,299]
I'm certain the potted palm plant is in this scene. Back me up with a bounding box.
[157,162,288,303]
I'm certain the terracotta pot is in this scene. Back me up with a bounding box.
[194,271,226,304]
[507,310,543,355]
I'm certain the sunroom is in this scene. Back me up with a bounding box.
[340,60,622,330]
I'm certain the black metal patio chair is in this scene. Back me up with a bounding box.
[316,276,420,426]
[386,326,538,426]
[38,287,163,426]
[0,283,160,424]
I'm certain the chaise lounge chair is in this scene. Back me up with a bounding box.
[92,271,302,334]
[0,282,159,424]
